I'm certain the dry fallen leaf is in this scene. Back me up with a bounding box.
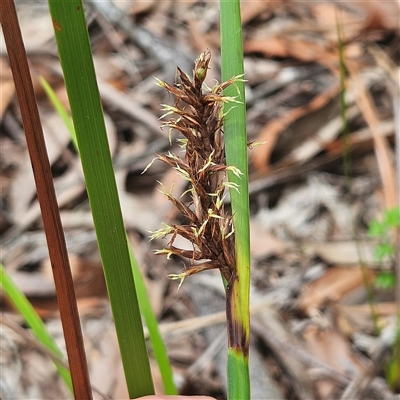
[298,266,375,314]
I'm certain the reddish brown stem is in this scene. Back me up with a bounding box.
[0,1,92,398]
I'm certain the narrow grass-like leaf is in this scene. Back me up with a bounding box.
[0,263,72,392]
[47,1,154,396]
[39,76,78,151]
[220,1,251,399]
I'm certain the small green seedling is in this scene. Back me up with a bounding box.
[368,206,400,290]
[368,206,400,390]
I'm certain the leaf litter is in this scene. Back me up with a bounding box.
[1,1,399,398]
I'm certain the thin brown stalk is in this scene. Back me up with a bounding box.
[0,1,92,398]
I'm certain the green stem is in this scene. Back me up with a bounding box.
[220,1,251,399]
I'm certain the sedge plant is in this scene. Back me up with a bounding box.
[4,0,250,397]
[147,0,251,395]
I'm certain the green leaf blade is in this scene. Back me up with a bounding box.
[47,1,154,396]
[220,1,251,399]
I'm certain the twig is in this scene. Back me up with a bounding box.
[144,298,274,339]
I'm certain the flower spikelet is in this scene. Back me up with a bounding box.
[151,52,239,285]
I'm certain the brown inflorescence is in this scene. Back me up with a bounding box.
[148,52,243,288]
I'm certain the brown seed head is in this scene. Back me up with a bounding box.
[150,52,240,286]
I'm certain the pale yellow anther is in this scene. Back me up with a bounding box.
[168,272,187,290]
[223,181,241,193]
[226,166,243,179]
[198,150,215,173]
[155,249,174,259]
[207,208,223,219]
[148,223,174,241]
[142,157,159,174]
[154,76,167,88]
